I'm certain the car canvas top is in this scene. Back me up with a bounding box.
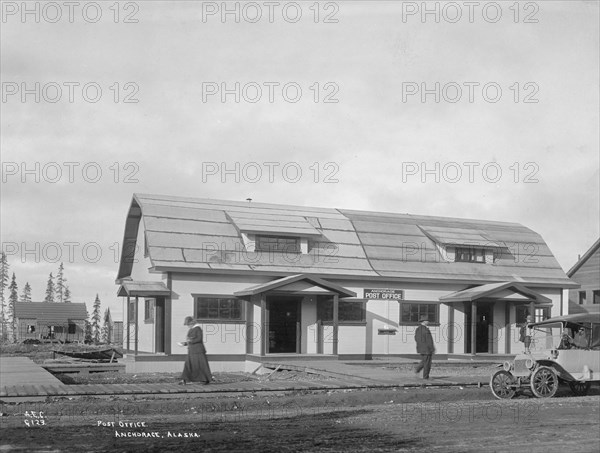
[531,312,600,327]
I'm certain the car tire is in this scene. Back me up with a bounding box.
[530,366,559,398]
[490,370,517,399]
[568,381,591,396]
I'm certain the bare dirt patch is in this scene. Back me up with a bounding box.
[52,368,329,385]
[352,361,500,377]
[1,386,599,452]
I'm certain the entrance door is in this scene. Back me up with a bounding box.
[267,296,300,353]
[476,305,493,353]
[465,303,493,354]
[155,298,165,353]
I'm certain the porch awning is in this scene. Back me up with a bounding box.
[439,282,552,305]
[234,274,356,298]
[117,281,171,297]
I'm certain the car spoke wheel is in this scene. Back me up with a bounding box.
[530,366,559,398]
[568,381,591,396]
[490,370,517,399]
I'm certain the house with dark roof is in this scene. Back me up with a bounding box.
[14,302,88,342]
[116,194,577,372]
[567,238,600,314]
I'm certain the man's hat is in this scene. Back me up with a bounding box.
[419,315,429,322]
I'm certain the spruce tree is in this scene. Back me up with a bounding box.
[8,273,18,342]
[101,308,111,344]
[64,286,71,303]
[8,273,18,304]
[56,262,66,303]
[44,273,55,303]
[20,282,32,303]
[84,306,93,344]
[91,294,101,344]
[0,252,9,339]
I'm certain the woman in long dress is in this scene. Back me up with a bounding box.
[179,316,212,385]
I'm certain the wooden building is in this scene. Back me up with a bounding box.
[567,238,600,313]
[116,194,577,372]
[102,308,124,345]
[14,302,88,342]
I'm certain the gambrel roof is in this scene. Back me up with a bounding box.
[116,193,575,287]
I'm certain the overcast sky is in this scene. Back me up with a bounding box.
[1,1,599,319]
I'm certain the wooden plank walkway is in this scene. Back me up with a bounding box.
[0,375,485,400]
[0,356,66,387]
[0,357,488,401]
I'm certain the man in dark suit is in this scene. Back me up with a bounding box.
[414,315,435,379]
[573,326,589,349]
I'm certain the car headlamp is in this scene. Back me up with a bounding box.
[525,358,536,369]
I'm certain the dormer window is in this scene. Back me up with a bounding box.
[227,212,320,255]
[418,225,500,264]
[455,247,486,263]
[256,235,301,253]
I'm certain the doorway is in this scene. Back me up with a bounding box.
[465,303,494,353]
[267,296,301,353]
[154,298,165,353]
[475,305,493,353]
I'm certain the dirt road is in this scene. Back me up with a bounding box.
[1,386,599,452]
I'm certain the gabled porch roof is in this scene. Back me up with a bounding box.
[233,274,356,298]
[439,281,552,304]
[117,281,171,297]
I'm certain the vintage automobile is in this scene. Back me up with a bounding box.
[490,312,600,399]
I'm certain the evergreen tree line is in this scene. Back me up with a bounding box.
[0,252,112,344]
[44,262,72,303]
[85,293,112,344]
[0,253,71,308]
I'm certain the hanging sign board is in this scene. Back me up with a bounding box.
[378,328,397,335]
[364,289,404,300]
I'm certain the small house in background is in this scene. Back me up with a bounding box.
[14,302,88,342]
[101,307,124,345]
[568,238,600,314]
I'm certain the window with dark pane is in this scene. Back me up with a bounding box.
[399,303,439,324]
[144,298,154,321]
[455,247,485,263]
[195,297,243,321]
[256,235,300,253]
[515,306,529,324]
[317,296,365,322]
